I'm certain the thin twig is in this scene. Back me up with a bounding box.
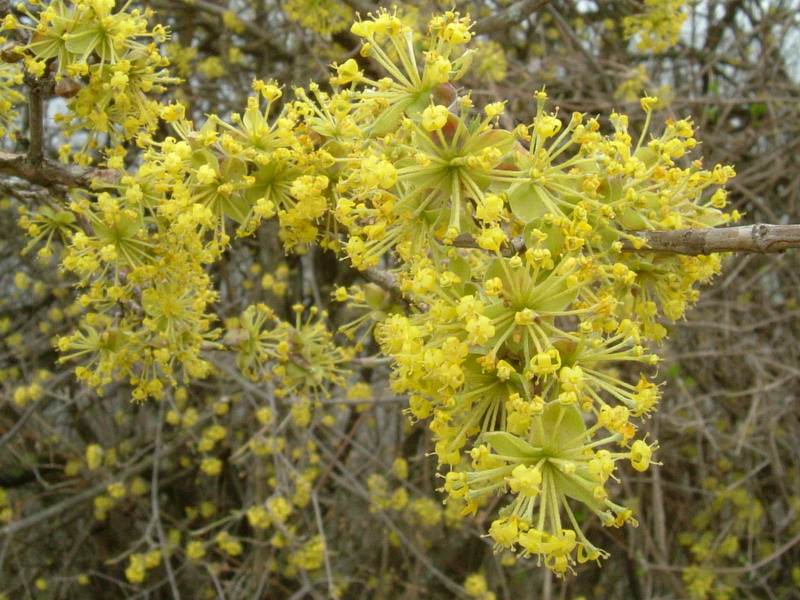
[301,248,325,310]
[311,491,339,600]
[472,0,553,35]
[542,567,552,600]
[287,584,313,600]
[0,397,47,450]
[152,401,182,599]
[25,74,45,166]
[644,527,800,576]
[313,404,372,494]
[0,371,72,451]
[205,562,228,599]
[545,5,614,92]
[174,0,293,60]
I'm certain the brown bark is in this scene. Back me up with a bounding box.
[453,224,800,257]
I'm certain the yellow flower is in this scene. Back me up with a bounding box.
[247,505,272,528]
[200,457,223,476]
[629,439,654,472]
[508,464,542,498]
[106,482,126,498]
[335,58,362,84]
[125,554,146,583]
[1,14,18,29]
[421,105,449,132]
[186,540,205,560]
[477,227,506,252]
[86,444,104,471]
[215,531,243,556]
[488,516,521,549]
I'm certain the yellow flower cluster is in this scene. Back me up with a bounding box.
[282,0,352,36]
[326,9,731,574]
[623,0,688,53]
[124,550,161,584]
[0,59,24,139]
[0,487,12,524]
[5,0,176,155]
[679,479,769,599]
[6,6,736,582]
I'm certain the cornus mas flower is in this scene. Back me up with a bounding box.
[0,61,24,139]
[18,204,79,258]
[623,0,689,53]
[12,5,735,578]
[349,10,734,574]
[14,0,167,70]
[9,0,176,150]
[333,11,521,265]
[446,403,657,574]
[282,0,351,36]
[233,303,351,399]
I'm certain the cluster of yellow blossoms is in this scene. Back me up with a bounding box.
[0,58,23,139]
[338,10,733,574]
[5,5,735,578]
[622,0,689,53]
[2,0,175,158]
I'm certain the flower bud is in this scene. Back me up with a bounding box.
[1,41,24,63]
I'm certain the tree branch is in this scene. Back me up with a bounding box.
[452,232,524,257]
[25,74,46,166]
[362,266,420,311]
[353,224,800,314]
[0,151,115,190]
[452,224,800,257]
[472,0,553,34]
[619,224,800,255]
